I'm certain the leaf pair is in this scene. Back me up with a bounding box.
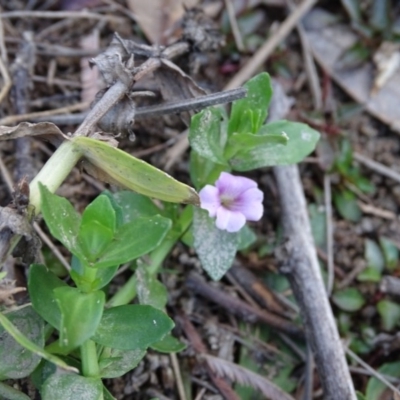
[40,185,171,288]
[189,73,320,173]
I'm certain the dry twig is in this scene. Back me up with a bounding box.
[224,0,318,89]
[274,165,357,399]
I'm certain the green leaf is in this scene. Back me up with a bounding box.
[366,240,384,271]
[99,348,146,378]
[341,0,361,22]
[337,43,370,69]
[0,306,44,380]
[332,288,365,312]
[31,360,57,392]
[370,0,390,32]
[333,190,362,222]
[94,215,171,268]
[228,121,320,171]
[74,136,199,205]
[356,391,366,400]
[92,305,174,350]
[0,382,31,400]
[379,237,399,271]
[365,361,400,400]
[151,334,186,353]
[111,191,162,223]
[53,287,105,351]
[377,300,400,331]
[193,207,238,280]
[78,195,116,261]
[189,106,229,164]
[136,265,168,310]
[81,195,116,233]
[39,184,83,256]
[228,73,273,135]
[237,225,257,251]
[41,373,103,400]
[358,239,385,282]
[335,138,353,175]
[357,267,382,283]
[103,386,117,400]
[28,264,67,329]
[78,220,114,262]
[225,130,288,160]
[0,309,77,374]
[309,204,326,248]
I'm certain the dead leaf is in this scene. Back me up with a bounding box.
[0,206,40,265]
[80,30,101,103]
[303,8,400,133]
[372,42,400,95]
[0,122,64,145]
[127,0,199,45]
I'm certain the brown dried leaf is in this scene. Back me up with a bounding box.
[0,206,40,265]
[126,0,199,44]
[203,354,295,400]
[80,30,101,103]
[0,122,64,144]
[303,9,400,133]
[372,42,400,95]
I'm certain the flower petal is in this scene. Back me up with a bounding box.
[199,185,221,217]
[215,207,246,233]
[231,187,264,220]
[216,172,257,199]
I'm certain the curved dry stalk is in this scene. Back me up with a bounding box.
[203,354,295,400]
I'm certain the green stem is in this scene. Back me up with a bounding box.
[80,340,100,377]
[29,140,83,215]
[79,265,98,293]
[106,272,137,308]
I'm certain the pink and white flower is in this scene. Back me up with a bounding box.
[199,172,264,233]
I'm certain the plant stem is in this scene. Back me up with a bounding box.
[81,340,100,377]
[29,140,83,215]
[106,239,174,307]
[107,207,193,307]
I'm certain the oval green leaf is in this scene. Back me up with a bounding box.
[0,306,44,380]
[193,207,238,280]
[41,373,103,400]
[228,121,320,171]
[54,287,105,351]
[94,215,171,268]
[28,264,67,329]
[74,136,199,205]
[92,305,174,350]
[332,288,365,312]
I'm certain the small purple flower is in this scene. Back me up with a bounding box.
[199,172,264,233]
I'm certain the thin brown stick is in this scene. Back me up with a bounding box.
[33,222,70,272]
[323,174,334,295]
[179,314,240,400]
[354,152,400,184]
[358,201,397,220]
[186,273,303,338]
[0,101,90,125]
[224,0,318,89]
[0,55,11,105]
[228,262,292,316]
[274,165,357,400]
[345,347,400,396]
[170,353,187,400]
[0,10,124,23]
[224,0,245,51]
[291,0,322,110]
